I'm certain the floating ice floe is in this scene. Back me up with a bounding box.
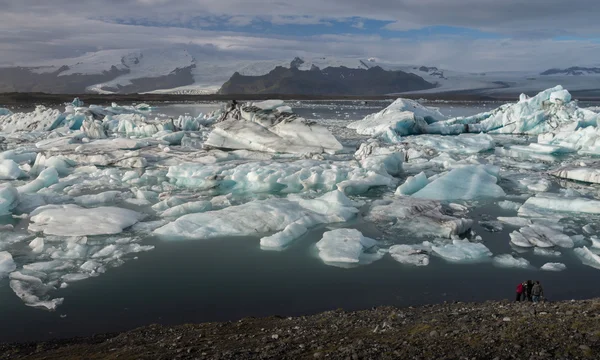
[509,223,573,248]
[364,197,472,238]
[541,262,566,271]
[550,165,600,184]
[518,193,600,216]
[315,229,384,267]
[388,244,430,266]
[29,205,143,236]
[155,191,359,249]
[432,240,492,263]
[205,100,343,154]
[412,165,505,200]
[0,251,16,279]
[533,248,562,257]
[493,254,531,269]
[497,200,522,211]
[574,247,600,270]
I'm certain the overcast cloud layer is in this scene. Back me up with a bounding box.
[1,0,600,71]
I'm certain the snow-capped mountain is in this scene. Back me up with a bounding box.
[2,46,600,95]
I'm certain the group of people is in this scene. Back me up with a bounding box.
[516,280,545,303]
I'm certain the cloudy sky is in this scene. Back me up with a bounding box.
[2,0,600,71]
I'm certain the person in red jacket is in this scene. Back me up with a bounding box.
[516,281,525,302]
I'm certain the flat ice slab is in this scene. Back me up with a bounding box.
[550,166,600,184]
[432,240,492,263]
[315,229,382,266]
[388,244,430,266]
[541,262,566,271]
[493,254,531,269]
[29,205,142,236]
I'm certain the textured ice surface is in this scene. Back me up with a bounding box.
[493,254,531,268]
[29,205,142,236]
[0,159,24,180]
[365,197,472,238]
[388,244,430,266]
[533,248,562,257]
[498,201,522,211]
[550,166,600,184]
[206,101,343,154]
[260,223,308,250]
[0,185,19,215]
[432,240,492,263]
[519,193,600,216]
[17,167,59,194]
[155,191,358,242]
[0,252,16,279]
[160,201,212,218]
[395,172,428,196]
[412,165,505,200]
[541,262,566,271]
[509,223,573,248]
[574,247,600,270]
[315,229,383,266]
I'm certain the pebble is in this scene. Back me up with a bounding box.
[503,317,511,322]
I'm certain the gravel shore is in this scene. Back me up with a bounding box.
[2,299,600,359]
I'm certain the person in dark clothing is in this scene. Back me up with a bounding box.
[532,281,544,303]
[526,280,534,301]
[515,282,524,302]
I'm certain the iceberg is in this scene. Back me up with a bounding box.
[154,191,358,243]
[17,167,59,194]
[432,240,492,263]
[364,197,472,238]
[550,166,600,184]
[533,248,561,257]
[29,205,142,236]
[493,254,531,269]
[541,262,566,271]
[509,224,573,248]
[260,223,308,250]
[395,172,428,196]
[160,201,212,218]
[388,244,430,266]
[9,271,64,310]
[519,193,600,216]
[0,105,63,132]
[574,246,600,270]
[315,229,383,266]
[412,165,505,200]
[205,101,343,154]
[0,159,24,180]
[0,251,16,279]
[0,184,19,215]
[497,200,522,211]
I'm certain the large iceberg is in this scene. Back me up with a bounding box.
[154,191,359,246]
[205,100,343,154]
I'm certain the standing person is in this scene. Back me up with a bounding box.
[526,280,534,302]
[532,281,544,303]
[515,282,524,302]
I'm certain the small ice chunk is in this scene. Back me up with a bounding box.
[74,191,122,207]
[480,220,503,232]
[315,229,381,265]
[260,222,308,250]
[29,237,45,254]
[17,167,59,194]
[493,254,531,268]
[533,248,561,257]
[0,251,16,278]
[395,172,428,196]
[583,224,595,235]
[541,263,566,271]
[388,244,429,266]
[432,240,492,263]
[498,200,522,211]
[29,204,142,236]
[0,184,19,215]
[591,236,600,249]
[519,193,600,215]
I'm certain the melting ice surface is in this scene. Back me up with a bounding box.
[1,88,600,340]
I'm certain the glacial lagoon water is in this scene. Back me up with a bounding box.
[1,100,600,343]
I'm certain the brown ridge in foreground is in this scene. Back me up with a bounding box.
[2,91,600,106]
[2,299,599,359]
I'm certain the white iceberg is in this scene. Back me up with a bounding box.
[412,165,505,200]
[493,254,531,269]
[0,251,16,279]
[519,193,600,216]
[550,166,600,184]
[533,248,561,257]
[154,191,358,243]
[498,200,522,211]
[29,204,142,236]
[0,184,19,215]
[17,167,59,194]
[315,229,383,266]
[0,159,24,180]
[574,246,600,270]
[205,100,343,154]
[432,240,492,263]
[395,172,428,196]
[160,201,212,218]
[509,223,573,248]
[540,262,566,271]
